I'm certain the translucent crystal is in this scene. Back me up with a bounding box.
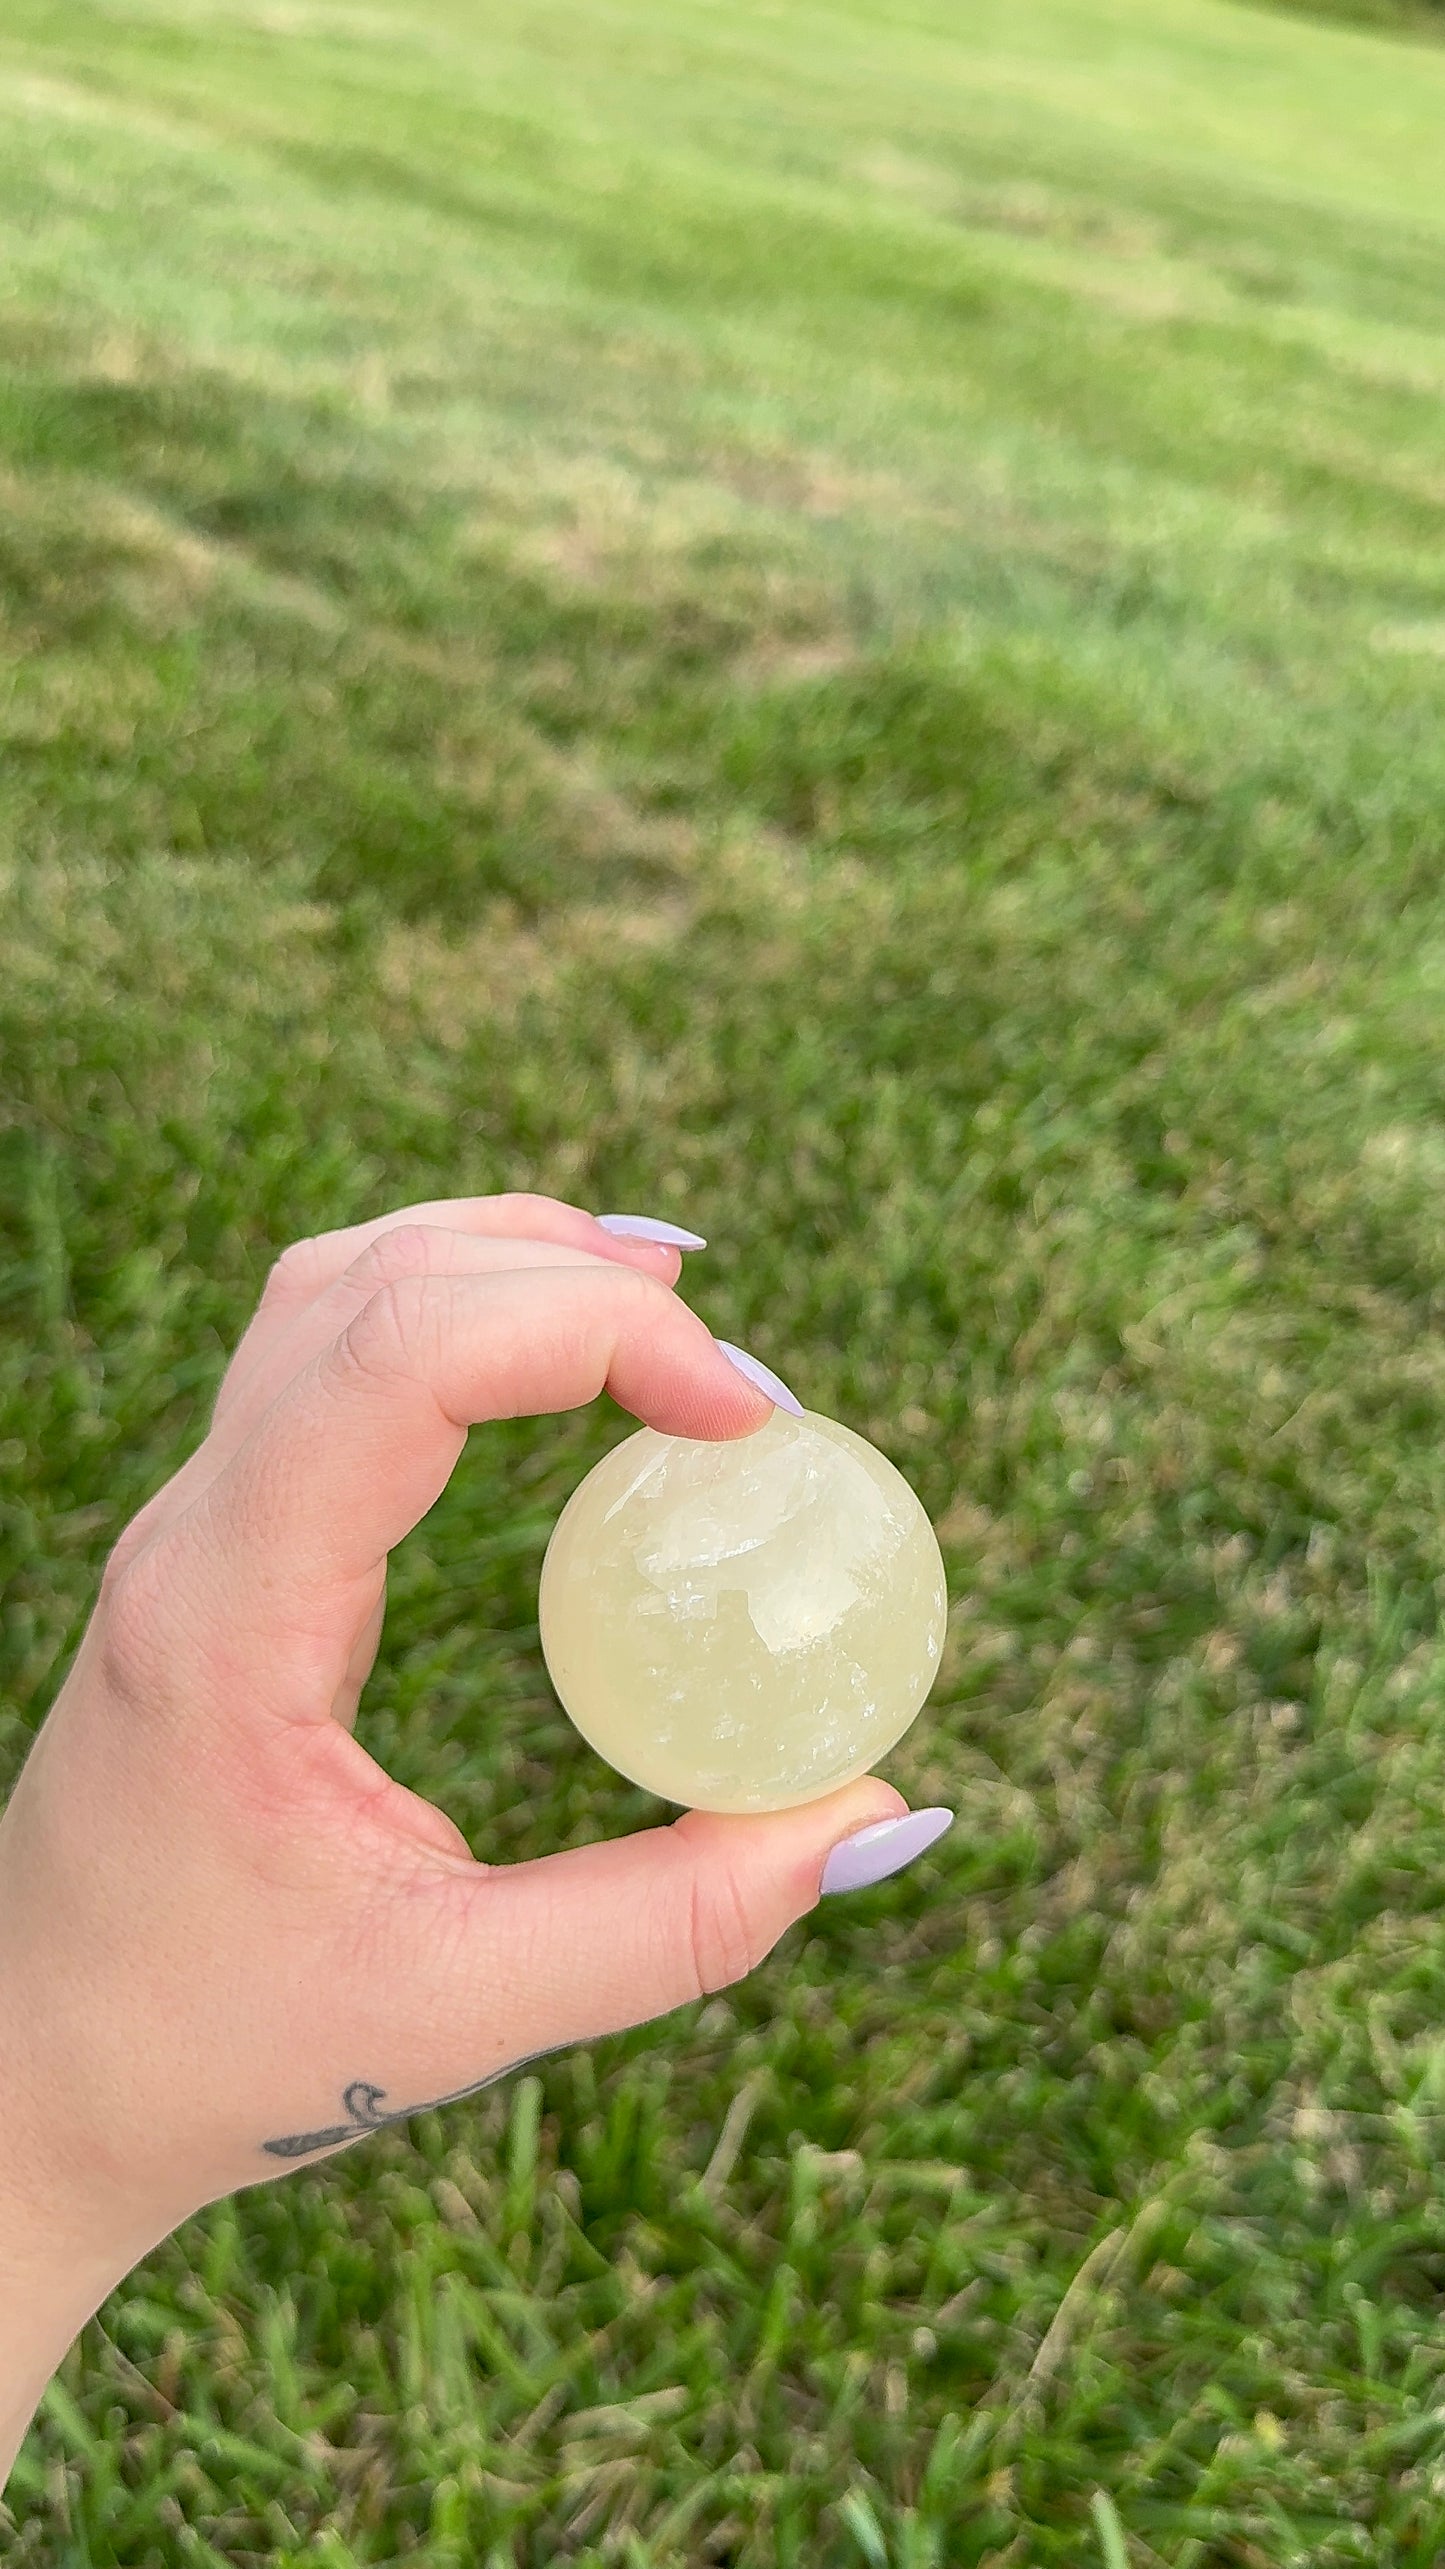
[538,1410,947,1813]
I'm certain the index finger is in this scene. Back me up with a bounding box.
[173,1264,777,1676]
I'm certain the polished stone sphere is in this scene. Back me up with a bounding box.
[538,1410,947,1813]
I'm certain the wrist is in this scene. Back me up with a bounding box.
[0,1947,163,2491]
[0,1724,182,2283]
[0,2189,136,2495]
[0,1973,162,2289]
[0,2077,159,2492]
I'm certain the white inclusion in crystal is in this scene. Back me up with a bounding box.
[745,1557,866,1653]
[634,1575,716,1622]
[744,1464,905,1653]
[599,1443,677,1526]
[632,1476,792,1572]
[633,1442,906,1653]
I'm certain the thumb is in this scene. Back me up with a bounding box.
[372,1785,952,2111]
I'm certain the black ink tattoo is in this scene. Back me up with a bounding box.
[261,2056,552,2160]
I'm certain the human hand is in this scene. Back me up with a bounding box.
[0,1194,943,2404]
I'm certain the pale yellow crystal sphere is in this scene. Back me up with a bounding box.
[538,1410,948,1814]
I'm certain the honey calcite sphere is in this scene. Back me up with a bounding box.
[538,1410,947,1814]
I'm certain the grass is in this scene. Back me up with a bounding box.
[1,0,1445,2557]
[1257,0,1444,38]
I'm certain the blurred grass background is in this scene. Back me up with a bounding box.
[3,0,1445,2559]
[1254,0,1443,34]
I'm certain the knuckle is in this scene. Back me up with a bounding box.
[339,1272,440,1388]
[97,1538,175,1702]
[686,1861,766,1997]
[98,1521,144,1598]
[592,1259,665,1316]
[494,1191,570,1229]
[261,1236,323,1308]
[621,1263,685,1334]
[348,1223,444,1290]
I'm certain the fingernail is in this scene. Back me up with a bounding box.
[716,1341,805,1416]
[597,1214,708,1250]
[820,1807,953,1896]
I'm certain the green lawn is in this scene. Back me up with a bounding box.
[3,0,1445,2558]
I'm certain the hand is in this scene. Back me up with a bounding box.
[0,1194,920,2459]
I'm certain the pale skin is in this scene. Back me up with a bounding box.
[0,1195,906,2485]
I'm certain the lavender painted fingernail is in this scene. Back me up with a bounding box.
[820,1807,954,1896]
[597,1214,708,1249]
[716,1341,805,1416]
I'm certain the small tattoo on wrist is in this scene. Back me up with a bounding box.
[261,2058,549,2160]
